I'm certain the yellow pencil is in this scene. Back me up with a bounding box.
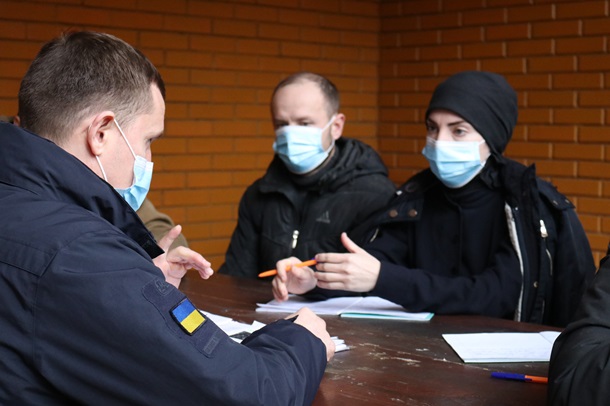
[257,259,318,278]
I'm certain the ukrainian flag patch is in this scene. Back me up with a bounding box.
[171,298,206,335]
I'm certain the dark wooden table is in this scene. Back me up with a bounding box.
[181,273,555,405]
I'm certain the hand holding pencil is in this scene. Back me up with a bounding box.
[271,256,319,302]
[258,259,317,278]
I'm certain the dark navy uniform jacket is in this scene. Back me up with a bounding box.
[0,123,326,405]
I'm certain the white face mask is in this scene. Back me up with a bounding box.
[422,136,486,188]
[96,119,154,211]
[272,115,335,174]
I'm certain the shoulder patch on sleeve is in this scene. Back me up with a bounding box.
[171,298,206,335]
[142,278,227,357]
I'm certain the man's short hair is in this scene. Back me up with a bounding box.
[18,31,165,145]
[272,72,340,117]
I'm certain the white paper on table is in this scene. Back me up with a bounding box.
[200,310,264,342]
[256,295,433,321]
[442,331,561,363]
[200,309,349,351]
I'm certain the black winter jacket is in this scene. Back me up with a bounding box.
[219,137,396,278]
[548,247,610,405]
[0,123,326,405]
[313,158,595,327]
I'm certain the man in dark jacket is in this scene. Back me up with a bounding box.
[0,31,333,405]
[219,72,396,278]
[272,71,595,328]
[548,249,610,405]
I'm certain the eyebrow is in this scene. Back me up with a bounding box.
[426,118,469,127]
[448,120,469,127]
[275,115,314,123]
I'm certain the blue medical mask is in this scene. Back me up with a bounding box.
[96,119,154,211]
[273,115,336,174]
[422,136,486,188]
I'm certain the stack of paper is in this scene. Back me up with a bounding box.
[330,337,348,352]
[201,310,349,352]
[203,312,266,342]
[442,331,561,363]
[256,295,434,321]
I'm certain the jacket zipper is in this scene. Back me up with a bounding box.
[506,204,524,322]
[540,219,553,275]
[291,230,300,249]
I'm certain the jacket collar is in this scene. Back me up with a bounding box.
[0,123,162,258]
[258,137,389,195]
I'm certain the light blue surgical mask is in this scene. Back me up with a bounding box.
[422,136,486,188]
[273,115,336,174]
[96,119,154,211]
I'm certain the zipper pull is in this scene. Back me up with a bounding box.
[291,230,299,249]
[539,219,548,238]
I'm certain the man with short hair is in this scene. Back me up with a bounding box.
[219,72,396,278]
[0,31,333,405]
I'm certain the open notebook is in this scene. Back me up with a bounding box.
[256,295,433,321]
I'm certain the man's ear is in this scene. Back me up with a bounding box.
[12,115,21,126]
[330,113,346,140]
[86,111,115,156]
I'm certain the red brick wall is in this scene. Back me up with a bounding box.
[0,0,380,267]
[380,0,610,263]
[1,0,609,266]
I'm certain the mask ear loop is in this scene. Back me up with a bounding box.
[95,156,108,181]
[322,114,336,132]
[478,139,489,166]
[114,119,137,160]
[322,114,337,153]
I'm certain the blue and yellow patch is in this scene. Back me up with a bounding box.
[170,298,206,335]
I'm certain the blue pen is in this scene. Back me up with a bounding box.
[491,372,548,384]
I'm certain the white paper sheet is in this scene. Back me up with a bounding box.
[256,295,433,321]
[442,331,561,363]
[200,309,349,351]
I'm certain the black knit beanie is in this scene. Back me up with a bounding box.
[425,71,518,156]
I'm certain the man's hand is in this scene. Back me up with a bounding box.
[287,307,335,362]
[272,257,317,302]
[153,225,213,288]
